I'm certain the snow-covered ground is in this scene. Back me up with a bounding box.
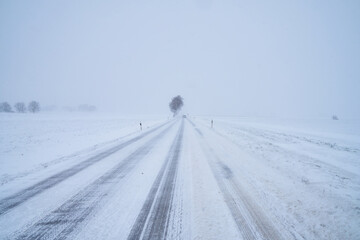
[194,116,360,239]
[0,114,359,239]
[0,113,166,183]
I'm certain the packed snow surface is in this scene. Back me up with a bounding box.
[0,113,359,239]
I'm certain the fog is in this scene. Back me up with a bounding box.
[1,0,359,117]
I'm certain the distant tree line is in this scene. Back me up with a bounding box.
[77,104,96,112]
[0,101,40,113]
[0,101,98,113]
[61,104,97,112]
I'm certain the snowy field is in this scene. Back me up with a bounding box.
[194,116,360,239]
[0,114,359,239]
[0,113,166,183]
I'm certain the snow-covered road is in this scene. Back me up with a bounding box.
[0,116,359,239]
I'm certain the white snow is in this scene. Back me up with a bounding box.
[194,116,360,239]
[0,114,359,239]
[0,112,166,183]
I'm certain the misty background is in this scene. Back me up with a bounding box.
[1,0,359,117]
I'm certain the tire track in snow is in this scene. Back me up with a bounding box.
[208,122,360,186]
[0,121,171,216]
[127,120,184,240]
[239,126,359,153]
[12,122,176,240]
[189,119,284,240]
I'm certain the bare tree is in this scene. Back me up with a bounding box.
[0,102,12,112]
[28,101,40,113]
[14,102,26,113]
[169,95,184,116]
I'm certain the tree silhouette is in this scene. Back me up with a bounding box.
[28,101,40,113]
[169,95,184,116]
[14,102,26,113]
[0,102,12,112]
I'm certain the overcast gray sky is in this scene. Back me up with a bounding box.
[1,0,359,117]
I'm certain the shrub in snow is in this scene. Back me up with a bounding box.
[301,177,310,184]
[28,101,40,113]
